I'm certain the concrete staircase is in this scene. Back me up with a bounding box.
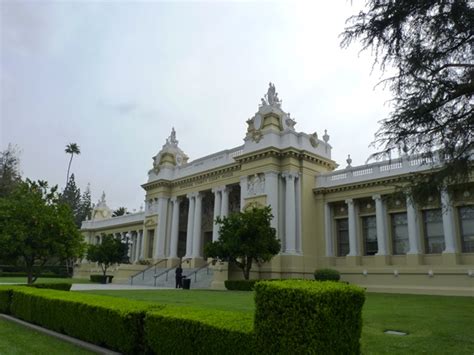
[128,264,213,289]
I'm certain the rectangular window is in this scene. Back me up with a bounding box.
[362,216,378,255]
[459,206,474,253]
[423,209,445,254]
[336,218,349,257]
[391,212,409,255]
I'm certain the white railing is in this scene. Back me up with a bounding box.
[317,153,442,188]
[81,211,145,230]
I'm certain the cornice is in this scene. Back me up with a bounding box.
[314,175,409,195]
[235,146,337,170]
[142,163,241,191]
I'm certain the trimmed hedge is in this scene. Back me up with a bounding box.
[90,275,113,284]
[254,280,365,354]
[145,305,255,354]
[0,286,16,314]
[314,268,341,281]
[225,279,259,291]
[8,287,162,354]
[26,283,72,291]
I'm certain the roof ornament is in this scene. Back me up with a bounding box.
[166,127,178,147]
[260,82,282,108]
[346,154,353,168]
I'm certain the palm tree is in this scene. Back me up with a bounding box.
[112,207,127,217]
[65,143,80,186]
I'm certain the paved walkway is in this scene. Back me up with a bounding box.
[71,283,173,291]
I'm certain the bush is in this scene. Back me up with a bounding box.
[8,287,161,354]
[90,275,113,284]
[26,283,72,291]
[0,286,16,314]
[224,280,259,291]
[254,280,365,354]
[145,305,255,354]
[314,268,341,281]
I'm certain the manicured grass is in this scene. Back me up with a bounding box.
[0,317,94,355]
[0,277,91,284]
[83,289,474,354]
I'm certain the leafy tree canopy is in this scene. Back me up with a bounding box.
[0,144,21,198]
[342,0,473,200]
[205,206,281,280]
[112,207,129,217]
[0,179,85,284]
[87,234,128,277]
[60,174,92,228]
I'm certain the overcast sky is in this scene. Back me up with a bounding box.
[1,0,393,211]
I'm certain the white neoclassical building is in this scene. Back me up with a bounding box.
[78,84,474,296]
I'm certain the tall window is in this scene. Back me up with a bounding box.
[336,218,349,256]
[362,216,378,255]
[459,206,474,253]
[391,213,409,254]
[423,209,444,254]
[147,230,155,259]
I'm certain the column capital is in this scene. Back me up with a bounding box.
[345,198,354,205]
[212,186,221,194]
[264,170,280,178]
[171,196,181,204]
[282,171,298,180]
[372,194,382,201]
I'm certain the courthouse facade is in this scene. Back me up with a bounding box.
[80,84,474,295]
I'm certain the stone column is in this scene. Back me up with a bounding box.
[192,193,203,258]
[185,194,195,258]
[441,188,458,258]
[139,230,145,259]
[212,188,222,242]
[126,231,132,259]
[346,199,358,256]
[264,171,279,231]
[283,172,297,254]
[406,196,421,254]
[324,202,334,257]
[154,197,169,258]
[134,231,140,262]
[295,173,302,254]
[373,195,387,255]
[221,187,229,218]
[240,177,247,211]
[169,197,181,258]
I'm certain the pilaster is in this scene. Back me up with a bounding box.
[192,192,203,258]
[346,199,358,257]
[185,193,195,258]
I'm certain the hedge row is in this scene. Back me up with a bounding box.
[0,281,365,354]
[145,305,255,354]
[25,283,72,291]
[254,280,365,354]
[0,286,161,354]
[224,279,260,291]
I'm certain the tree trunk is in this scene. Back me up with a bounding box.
[25,261,34,285]
[243,257,253,280]
[66,155,73,186]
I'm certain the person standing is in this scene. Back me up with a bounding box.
[175,264,183,288]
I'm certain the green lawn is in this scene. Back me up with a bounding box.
[83,289,474,354]
[0,277,91,284]
[0,317,94,355]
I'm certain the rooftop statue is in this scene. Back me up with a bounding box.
[261,82,282,107]
[166,127,179,146]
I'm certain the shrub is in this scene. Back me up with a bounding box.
[25,283,72,291]
[225,280,259,291]
[314,268,341,281]
[145,305,255,354]
[0,286,16,314]
[254,280,365,354]
[9,287,161,354]
[90,274,113,283]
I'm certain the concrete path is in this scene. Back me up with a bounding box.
[71,283,174,291]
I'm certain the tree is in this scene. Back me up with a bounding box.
[65,143,80,186]
[112,207,128,217]
[0,144,21,197]
[205,206,281,280]
[341,1,473,199]
[60,174,92,227]
[0,179,85,284]
[86,234,128,278]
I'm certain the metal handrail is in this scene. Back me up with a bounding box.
[130,259,167,285]
[153,266,176,287]
[184,262,210,283]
